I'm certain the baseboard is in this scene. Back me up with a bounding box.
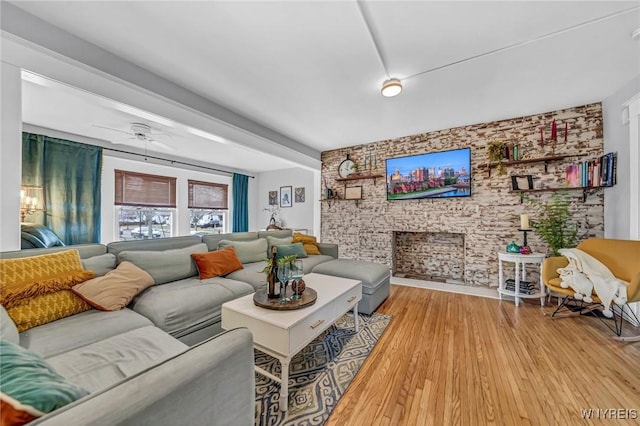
[391,276,500,299]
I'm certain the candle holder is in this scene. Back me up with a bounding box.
[518,228,532,254]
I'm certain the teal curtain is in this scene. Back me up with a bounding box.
[22,133,102,245]
[232,173,249,232]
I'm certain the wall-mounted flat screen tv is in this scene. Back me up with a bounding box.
[386,147,471,200]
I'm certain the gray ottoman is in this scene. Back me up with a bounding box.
[312,259,390,315]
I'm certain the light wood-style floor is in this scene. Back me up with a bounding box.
[326,285,640,426]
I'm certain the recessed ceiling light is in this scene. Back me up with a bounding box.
[381,78,402,97]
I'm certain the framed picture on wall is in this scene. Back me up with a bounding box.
[345,186,363,200]
[511,175,534,191]
[268,191,278,205]
[295,187,305,203]
[280,186,292,208]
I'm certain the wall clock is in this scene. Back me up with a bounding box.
[338,155,356,178]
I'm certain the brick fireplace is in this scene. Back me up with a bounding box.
[392,231,465,283]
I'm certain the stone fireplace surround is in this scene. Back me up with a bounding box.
[320,103,605,288]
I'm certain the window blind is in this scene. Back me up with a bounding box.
[114,170,176,207]
[188,180,228,209]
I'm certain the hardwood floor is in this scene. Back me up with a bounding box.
[326,285,640,426]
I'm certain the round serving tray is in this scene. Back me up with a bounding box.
[253,287,317,311]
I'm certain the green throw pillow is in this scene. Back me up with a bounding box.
[266,236,293,257]
[0,340,88,416]
[218,239,268,264]
[276,243,308,260]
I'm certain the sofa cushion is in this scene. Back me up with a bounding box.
[0,340,89,423]
[72,261,155,311]
[292,232,321,255]
[118,243,207,285]
[218,239,267,264]
[45,326,187,393]
[19,309,153,359]
[312,259,390,295]
[299,255,336,274]
[0,250,95,332]
[202,232,259,252]
[1,305,19,344]
[225,261,269,292]
[130,277,254,339]
[106,236,203,258]
[275,243,308,260]
[191,247,243,279]
[81,253,116,277]
[266,235,292,256]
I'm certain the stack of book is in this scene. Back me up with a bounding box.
[565,152,616,188]
[504,278,537,294]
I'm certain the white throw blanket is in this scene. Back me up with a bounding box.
[557,248,627,318]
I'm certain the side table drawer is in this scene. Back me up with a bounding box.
[289,302,335,354]
[334,284,362,317]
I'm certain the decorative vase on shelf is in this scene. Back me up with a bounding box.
[506,241,520,253]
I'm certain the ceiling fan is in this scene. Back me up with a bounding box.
[93,123,174,151]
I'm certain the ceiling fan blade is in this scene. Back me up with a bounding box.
[109,136,136,145]
[149,139,175,151]
[92,124,131,135]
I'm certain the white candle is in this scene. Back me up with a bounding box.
[520,214,530,230]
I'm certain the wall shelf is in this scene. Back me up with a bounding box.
[320,198,360,207]
[479,154,582,177]
[511,186,610,203]
[335,174,383,184]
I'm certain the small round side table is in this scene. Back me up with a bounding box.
[497,251,547,307]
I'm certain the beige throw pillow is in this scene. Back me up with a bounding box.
[72,261,154,311]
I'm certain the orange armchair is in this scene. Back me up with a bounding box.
[541,238,640,341]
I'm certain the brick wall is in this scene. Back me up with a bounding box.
[320,103,604,287]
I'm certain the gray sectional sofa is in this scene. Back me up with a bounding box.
[0,229,389,425]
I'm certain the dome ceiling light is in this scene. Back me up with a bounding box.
[381,78,403,97]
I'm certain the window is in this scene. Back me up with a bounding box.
[188,180,228,235]
[115,170,176,240]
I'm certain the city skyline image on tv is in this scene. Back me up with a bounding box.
[385,147,471,200]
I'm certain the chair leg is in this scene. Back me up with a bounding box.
[545,296,640,342]
[547,295,586,318]
[612,304,640,342]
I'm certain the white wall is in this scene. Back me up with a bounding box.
[0,62,23,251]
[603,74,640,239]
[257,167,317,234]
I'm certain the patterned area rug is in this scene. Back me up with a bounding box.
[255,312,392,425]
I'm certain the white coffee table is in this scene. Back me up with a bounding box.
[221,273,362,411]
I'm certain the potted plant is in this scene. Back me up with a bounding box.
[486,140,507,175]
[526,191,578,256]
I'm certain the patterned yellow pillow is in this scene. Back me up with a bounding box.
[292,233,321,255]
[0,250,94,332]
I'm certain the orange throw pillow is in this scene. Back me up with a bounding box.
[292,232,321,255]
[191,247,244,279]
